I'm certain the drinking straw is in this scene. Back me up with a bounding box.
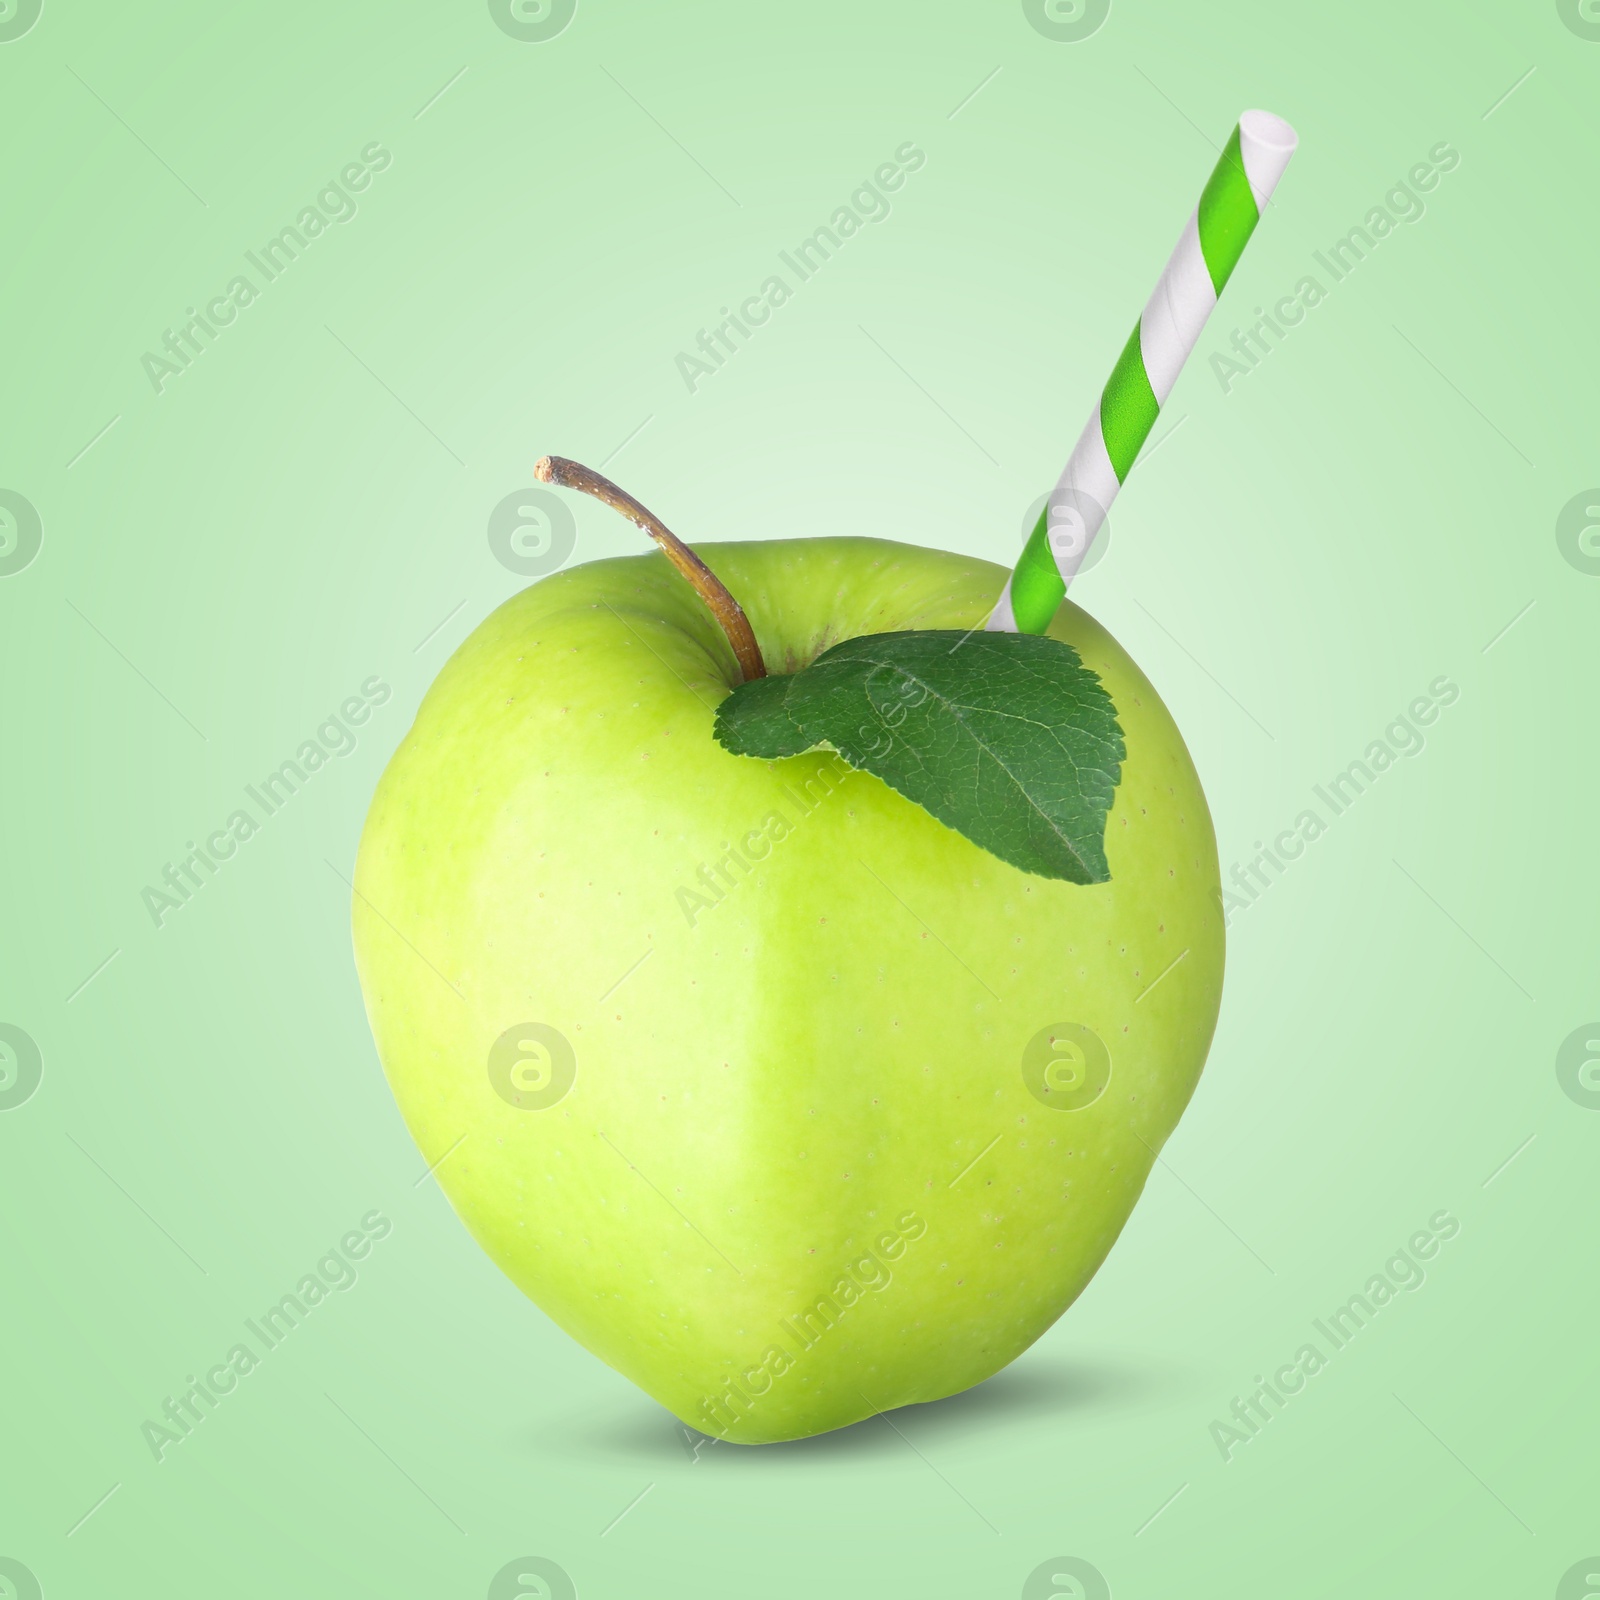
[987,110,1298,634]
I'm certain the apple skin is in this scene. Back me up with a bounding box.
[352,537,1223,1443]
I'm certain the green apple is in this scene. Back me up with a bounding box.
[352,535,1223,1443]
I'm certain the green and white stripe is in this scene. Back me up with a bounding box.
[989,109,1298,635]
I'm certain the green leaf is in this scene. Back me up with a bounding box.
[713,630,1125,884]
[711,670,809,758]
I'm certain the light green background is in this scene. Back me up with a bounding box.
[3,1,1594,1595]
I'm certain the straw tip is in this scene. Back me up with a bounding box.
[1240,109,1298,151]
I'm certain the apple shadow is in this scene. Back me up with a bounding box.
[538,1349,1195,1466]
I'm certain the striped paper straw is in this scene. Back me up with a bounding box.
[988,109,1298,635]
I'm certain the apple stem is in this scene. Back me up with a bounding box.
[533,455,767,683]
